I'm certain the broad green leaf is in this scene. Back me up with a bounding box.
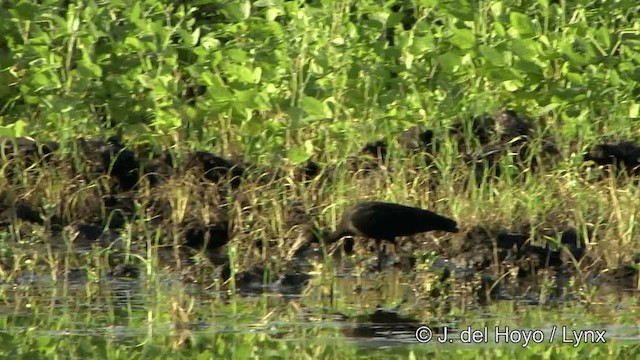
[387,12,405,28]
[230,65,256,84]
[242,116,264,136]
[137,74,153,89]
[593,27,611,52]
[449,28,475,49]
[43,14,68,30]
[154,110,182,131]
[418,0,437,6]
[192,28,201,46]
[0,127,14,137]
[197,351,214,360]
[503,80,522,91]
[200,71,218,87]
[265,8,282,21]
[239,0,252,19]
[287,140,314,165]
[130,2,141,23]
[79,51,102,78]
[331,37,345,46]
[609,69,621,86]
[287,107,304,127]
[534,103,561,116]
[630,103,640,119]
[512,59,543,77]
[369,12,389,25]
[404,53,414,68]
[560,43,588,66]
[177,29,193,46]
[124,36,143,50]
[233,89,270,112]
[444,1,474,21]
[479,45,505,66]
[207,86,234,108]
[436,52,462,72]
[490,2,503,17]
[254,0,277,6]
[510,12,535,37]
[253,67,262,83]
[200,35,221,51]
[511,39,540,60]
[14,120,26,137]
[226,49,248,63]
[300,97,328,118]
[410,34,435,55]
[223,0,251,21]
[493,22,506,37]
[11,2,39,21]
[29,58,46,67]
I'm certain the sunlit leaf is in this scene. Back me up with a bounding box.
[510,12,535,37]
[630,103,640,119]
[300,96,328,118]
[287,140,314,165]
[534,103,561,116]
[503,80,522,91]
[449,28,475,49]
[511,39,540,60]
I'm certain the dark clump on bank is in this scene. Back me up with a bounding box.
[182,219,230,251]
[109,263,141,280]
[583,140,640,177]
[359,140,387,161]
[392,110,560,187]
[0,137,61,184]
[596,254,640,290]
[341,308,423,339]
[293,160,321,182]
[219,262,311,295]
[494,109,531,141]
[0,136,59,165]
[183,151,245,188]
[451,225,588,278]
[459,110,560,184]
[344,140,389,176]
[396,126,434,153]
[101,194,137,229]
[450,114,496,153]
[77,136,142,192]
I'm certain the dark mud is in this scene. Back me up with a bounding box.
[1,109,639,322]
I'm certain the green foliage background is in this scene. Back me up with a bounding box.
[2,0,639,161]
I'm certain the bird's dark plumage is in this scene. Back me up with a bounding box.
[326,201,460,270]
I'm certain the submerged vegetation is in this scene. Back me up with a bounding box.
[2,0,640,357]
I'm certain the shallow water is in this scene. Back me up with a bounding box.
[1,235,639,355]
[3,256,640,352]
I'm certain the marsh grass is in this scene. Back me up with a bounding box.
[3,129,640,356]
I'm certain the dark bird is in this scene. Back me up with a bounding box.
[326,201,460,270]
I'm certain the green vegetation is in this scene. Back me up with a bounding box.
[2,0,640,358]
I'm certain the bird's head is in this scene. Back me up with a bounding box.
[440,218,460,234]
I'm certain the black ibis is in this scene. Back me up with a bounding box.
[326,201,460,270]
